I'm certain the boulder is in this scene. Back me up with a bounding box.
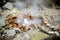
[3,2,13,10]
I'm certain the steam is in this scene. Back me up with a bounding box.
[15,14,42,28]
[12,0,48,27]
[13,0,47,10]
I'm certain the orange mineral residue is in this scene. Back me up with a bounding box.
[6,14,42,31]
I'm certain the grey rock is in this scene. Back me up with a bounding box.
[4,29,16,36]
[0,18,5,26]
[3,2,13,10]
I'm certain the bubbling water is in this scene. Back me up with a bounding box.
[15,14,42,29]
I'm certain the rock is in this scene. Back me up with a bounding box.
[27,30,49,40]
[0,8,2,12]
[13,30,49,40]
[4,29,16,36]
[0,18,5,26]
[13,34,29,40]
[3,2,13,10]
